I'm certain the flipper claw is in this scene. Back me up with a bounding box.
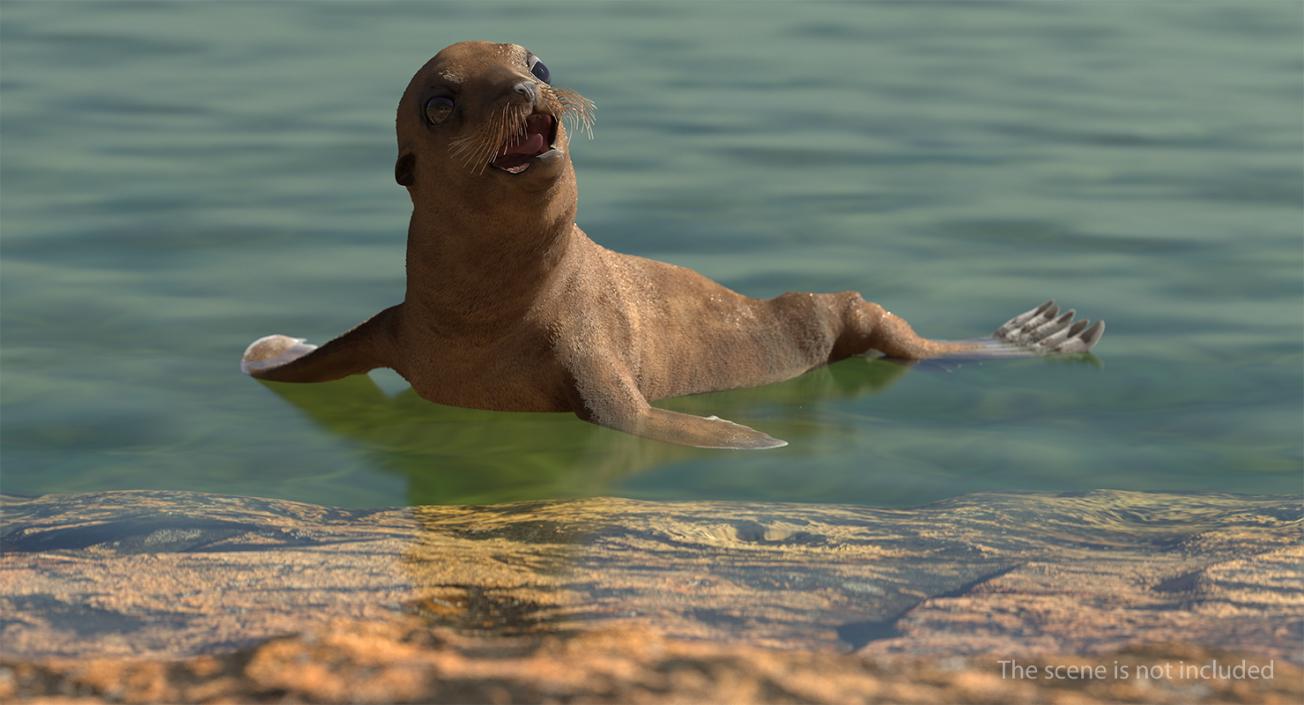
[994,299,1055,338]
[1029,310,1074,341]
[1049,320,1105,354]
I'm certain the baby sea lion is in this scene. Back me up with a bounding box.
[242,41,1105,450]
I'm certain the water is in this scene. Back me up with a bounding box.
[2,1,1301,508]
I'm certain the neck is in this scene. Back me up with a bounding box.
[403,190,578,334]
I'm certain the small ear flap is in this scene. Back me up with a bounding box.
[394,153,415,187]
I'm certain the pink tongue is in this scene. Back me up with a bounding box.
[502,132,546,157]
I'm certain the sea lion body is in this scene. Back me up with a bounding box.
[396,231,851,409]
[243,41,1104,449]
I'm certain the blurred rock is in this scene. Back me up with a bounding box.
[4,622,1299,704]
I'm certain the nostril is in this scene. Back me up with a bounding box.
[512,81,536,102]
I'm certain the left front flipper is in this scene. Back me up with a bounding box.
[566,358,787,450]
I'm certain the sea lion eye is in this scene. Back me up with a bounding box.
[424,96,454,124]
[528,55,550,84]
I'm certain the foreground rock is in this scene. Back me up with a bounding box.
[3,621,1298,704]
[1,490,1300,702]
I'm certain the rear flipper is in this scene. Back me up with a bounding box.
[993,300,1105,354]
[928,300,1105,360]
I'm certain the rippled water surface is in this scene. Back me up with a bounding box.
[2,2,1300,507]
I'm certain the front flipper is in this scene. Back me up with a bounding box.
[993,300,1105,354]
[622,407,788,450]
[241,305,400,383]
[569,362,786,450]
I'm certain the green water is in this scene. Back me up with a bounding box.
[1,1,1300,508]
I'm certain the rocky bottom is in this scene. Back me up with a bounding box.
[1,489,1300,703]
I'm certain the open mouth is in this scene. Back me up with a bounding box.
[490,112,558,175]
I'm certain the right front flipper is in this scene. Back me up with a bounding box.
[242,305,400,383]
[570,364,786,450]
[242,335,321,376]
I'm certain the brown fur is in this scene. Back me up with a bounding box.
[242,41,1102,449]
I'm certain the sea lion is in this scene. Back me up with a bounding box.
[242,40,1105,450]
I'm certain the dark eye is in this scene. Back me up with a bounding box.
[528,55,550,84]
[424,96,454,124]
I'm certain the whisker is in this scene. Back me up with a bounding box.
[471,105,499,174]
[552,87,596,141]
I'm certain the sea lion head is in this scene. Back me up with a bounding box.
[394,41,594,208]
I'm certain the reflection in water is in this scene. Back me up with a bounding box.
[260,356,912,505]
